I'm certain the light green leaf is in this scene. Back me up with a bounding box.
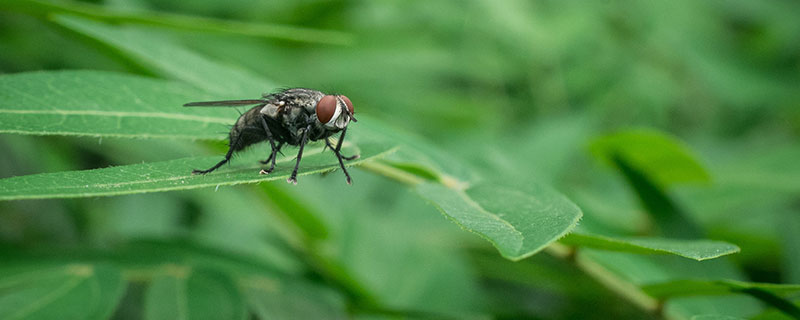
[590,128,711,187]
[144,267,245,320]
[0,70,231,139]
[0,138,395,200]
[242,275,347,320]
[53,14,274,96]
[0,264,125,320]
[417,182,582,261]
[560,233,740,261]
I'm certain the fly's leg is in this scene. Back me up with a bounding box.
[258,116,281,175]
[333,127,360,161]
[259,141,283,164]
[192,135,241,175]
[287,125,311,184]
[326,138,354,185]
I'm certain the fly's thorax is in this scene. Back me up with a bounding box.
[260,102,280,118]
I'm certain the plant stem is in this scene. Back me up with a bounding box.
[358,161,427,186]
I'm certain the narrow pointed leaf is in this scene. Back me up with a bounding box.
[0,141,395,201]
[417,182,582,261]
[0,70,232,139]
[53,15,273,97]
[560,233,740,261]
[642,279,800,299]
[2,0,353,45]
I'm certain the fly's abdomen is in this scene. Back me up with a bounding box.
[228,107,268,152]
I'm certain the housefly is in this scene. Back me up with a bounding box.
[184,88,359,184]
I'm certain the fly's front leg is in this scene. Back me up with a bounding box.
[287,125,312,185]
[326,138,354,185]
[333,127,360,161]
[258,116,280,175]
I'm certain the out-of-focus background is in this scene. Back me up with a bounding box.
[1,1,799,319]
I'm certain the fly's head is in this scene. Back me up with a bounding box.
[315,95,356,131]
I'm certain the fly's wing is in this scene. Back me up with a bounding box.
[183,99,264,107]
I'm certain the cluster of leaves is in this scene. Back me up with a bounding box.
[1,0,799,319]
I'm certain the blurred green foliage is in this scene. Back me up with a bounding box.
[1,0,800,319]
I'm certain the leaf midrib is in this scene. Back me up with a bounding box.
[0,109,232,124]
[8,274,88,320]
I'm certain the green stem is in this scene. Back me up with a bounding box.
[358,161,426,186]
[545,244,663,316]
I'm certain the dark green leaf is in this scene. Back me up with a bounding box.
[0,264,125,320]
[243,275,347,320]
[256,182,329,241]
[53,15,274,97]
[144,267,245,320]
[1,0,353,45]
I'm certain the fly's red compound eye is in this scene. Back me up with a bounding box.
[316,95,337,123]
[340,95,354,115]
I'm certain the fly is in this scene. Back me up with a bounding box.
[184,88,359,184]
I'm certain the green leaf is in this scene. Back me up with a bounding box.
[417,182,582,261]
[257,182,330,241]
[0,138,395,200]
[590,128,711,187]
[53,15,274,96]
[0,70,231,139]
[0,264,125,320]
[144,266,245,320]
[1,0,353,45]
[643,280,800,319]
[242,275,347,320]
[612,153,704,238]
[560,233,740,261]
[691,315,747,320]
[642,279,800,299]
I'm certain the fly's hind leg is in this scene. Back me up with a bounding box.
[193,135,241,175]
[258,116,282,175]
[259,141,284,164]
[192,153,230,175]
